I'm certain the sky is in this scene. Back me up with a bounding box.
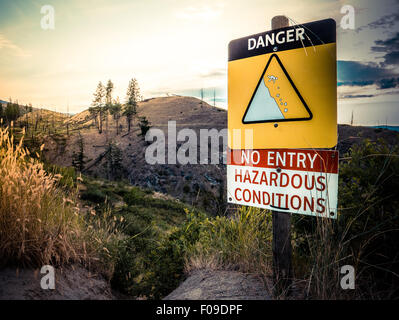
[0,0,399,124]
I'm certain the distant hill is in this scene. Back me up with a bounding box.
[372,125,399,132]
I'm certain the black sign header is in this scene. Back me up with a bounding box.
[228,18,336,62]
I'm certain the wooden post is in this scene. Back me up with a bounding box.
[271,15,293,296]
[271,15,289,30]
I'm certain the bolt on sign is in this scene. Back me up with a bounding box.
[227,149,338,218]
[227,19,338,218]
[228,18,337,149]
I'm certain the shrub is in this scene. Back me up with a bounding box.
[123,187,148,206]
[109,202,193,298]
[184,207,273,275]
[80,184,107,203]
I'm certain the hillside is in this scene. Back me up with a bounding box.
[40,96,227,213]
[15,95,399,213]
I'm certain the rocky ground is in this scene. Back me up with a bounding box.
[164,270,270,300]
[0,266,273,300]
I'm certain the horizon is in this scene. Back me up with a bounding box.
[3,95,399,127]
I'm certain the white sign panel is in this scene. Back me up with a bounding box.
[227,149,339,218]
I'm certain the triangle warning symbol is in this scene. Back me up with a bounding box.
[242,54,312,124]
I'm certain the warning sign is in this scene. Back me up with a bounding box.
[227,148,339,218]
[243,54,312,123]
[228,18,337,149]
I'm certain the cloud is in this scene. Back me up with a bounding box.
[0,33,31,58]
[340,94,375,99]
[371,32,399,66]
[338,84,376,100]
[337,60,399,89]
[357,13,399,32]
[378,77,399,88]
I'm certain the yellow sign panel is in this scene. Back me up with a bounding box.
[228,19,337,149]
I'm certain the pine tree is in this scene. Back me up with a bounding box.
[105,80,114,138]
[124,78,140,133]
[72,132,86,172]
[105,80,114,106]
[110,97,122,135]
[138,116,151,137]
[5,100,20,124]
[91,82,105,133]
[105,142,123,180]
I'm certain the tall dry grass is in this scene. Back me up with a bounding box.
[296,212,396,300]
[184,207,273,276]
[0,124,87,267]
[301,217,351,299]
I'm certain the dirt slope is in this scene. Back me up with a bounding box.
[0,266,114,300]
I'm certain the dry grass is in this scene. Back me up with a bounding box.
[0,124,90,268]
[84,205,127,279]
[303,217,348,299]
[301,215,374,300]
[184,207,273,277]
[184,250,223,273]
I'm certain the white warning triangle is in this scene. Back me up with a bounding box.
[242,54,312,124]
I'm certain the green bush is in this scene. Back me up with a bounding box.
[111,222,188,299]
[80,185,107,203]
[123,187,151,206]
[109,191,201,298]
